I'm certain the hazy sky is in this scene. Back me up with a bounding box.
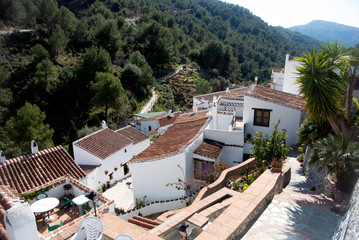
[222,0,359,28]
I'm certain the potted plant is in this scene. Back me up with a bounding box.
[105,170,108,175]
[114,167,118,172]
[297,153,304,162]
[271,158,283,172]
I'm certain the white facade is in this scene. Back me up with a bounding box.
[282,54,301,95]
[243,95,303,146]
[130,153,186,203]
[138,119,159,135]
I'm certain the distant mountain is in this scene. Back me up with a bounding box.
[289,20,359,47]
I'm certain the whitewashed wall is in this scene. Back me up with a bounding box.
[217,113,234,130]
[129,153,186,203]
[73,145,102,165]
[243,95,302,146]
[204,129,244,146]
[283,56,301,95]
[271,71,284,91]
[158,124,173,135]
[221,146,243,166]
[132,139,150,156]
[184,132,205,180]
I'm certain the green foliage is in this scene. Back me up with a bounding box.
[30,44,49,61]
[49,25,68,58]
[250,120,290,163]
[91,72,125,122]
[2,103,54,158]
[310,133,359,192]
[135,196,147,209]
[34,58,58,93]
[297,118,332,146]
[20,185,54,201]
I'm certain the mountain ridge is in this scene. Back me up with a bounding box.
[289,20,359,47]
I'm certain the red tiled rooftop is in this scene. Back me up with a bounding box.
[79,164,100,175]
[174,110,209,124]
[246,85,304,110]
[116,126,149,145]
[157,112,180,127]
[273,68,284,73]
[220,87,248,100]
[194,139,224,159]
[130,114,210,163]
[0,146,86,194]
[74,128,133,160]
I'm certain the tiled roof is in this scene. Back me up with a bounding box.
[116,126,149,145]
[133,112,165,119]
[194,139,224,159]
[74,128,133,160]
[246,85,305,110]
[0,146,86,194]
[272,68,284,73]
[194,87,248,103]
[130,113,210,163]
[174,110,209,124]
[141,112,168,121]
[148,129,159,135]
[157,112,180,127]
[220,87,248,100]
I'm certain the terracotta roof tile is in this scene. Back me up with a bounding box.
[116,126,149,145]
[272,68,284,73]
[174,110,210,124]
[0,146,86,194]
[74,128,133,159]
[220,87,248,100]
[246,85,304,110]
[157,112,180,127]
[141,112,168,121]
[79,165,100,175]
[130,113,210,163]
[194,139,224,159]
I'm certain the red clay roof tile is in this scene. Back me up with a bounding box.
[157,112,180,127]
[194,139,224,159]
[74,128,133,159]
[246,85,304,110]
[0,146,86,194]
[115,126,149,145]
[130,112,210,163]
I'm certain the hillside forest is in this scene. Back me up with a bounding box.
[0,0,320,157]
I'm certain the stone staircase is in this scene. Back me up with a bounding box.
[128,215,161,230]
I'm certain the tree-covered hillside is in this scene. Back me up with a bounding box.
[0,0,318,157]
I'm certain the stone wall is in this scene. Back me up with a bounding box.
[304,146,344,201]
[333,179,359,240]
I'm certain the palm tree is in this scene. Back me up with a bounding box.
[311,133,359,191]
[296,41,350,136]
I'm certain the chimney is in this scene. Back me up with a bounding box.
[225,87,230,93]
[213,96,217,106]
[285,54,290,64]
[101,120,107,129]
[168,109,174,118]
[31,140,38,154]
[0,150,5,163]
[254,76,258,85]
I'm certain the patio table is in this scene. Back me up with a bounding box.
[31,197,59,224]
[72,195,90,216]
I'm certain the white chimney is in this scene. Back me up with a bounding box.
[168,109,174,118]
[5,203,40,240]
[285,54,290,64]
[0,150,6,163]
[225,87,230,93]
[213,96,217,106]
[31,140,38,154]
[101,120,107,129]
[254,76,258,85]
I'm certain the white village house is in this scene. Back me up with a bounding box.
[73,125,150,191]
[129,80,305,203]
[134,111,180,136]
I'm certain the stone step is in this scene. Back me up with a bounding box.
[128,217,157,230]
[133,215,161,226]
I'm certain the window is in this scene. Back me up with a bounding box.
[253,109,271,127]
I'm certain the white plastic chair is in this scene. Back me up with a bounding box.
[114,234,134,240]
[70,216,104,240]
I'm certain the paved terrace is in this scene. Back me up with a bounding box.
[243,157,340,240]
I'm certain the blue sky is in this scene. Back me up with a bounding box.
[222,0,359,28]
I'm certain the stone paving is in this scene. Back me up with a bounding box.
[242,157,341,240]
[102,177,134,211]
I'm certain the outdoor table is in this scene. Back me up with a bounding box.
[31,197,59,224]
[72,195,90,216]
